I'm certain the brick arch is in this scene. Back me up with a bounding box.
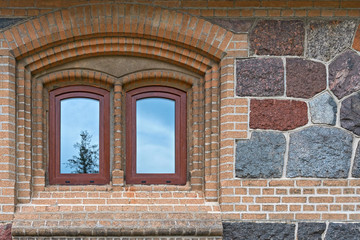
[121,69,200,86]
[23,36,214,75]
[9,2,224,207]
[2,3,233,61]
[37,69,117,85]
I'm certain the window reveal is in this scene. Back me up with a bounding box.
[126,86,187,185]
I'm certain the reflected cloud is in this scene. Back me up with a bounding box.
[136,98,175,174]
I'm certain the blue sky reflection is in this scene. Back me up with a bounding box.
[136,98,175,174]
[60,98,99,174]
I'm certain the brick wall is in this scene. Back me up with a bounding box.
[0,1,360,239]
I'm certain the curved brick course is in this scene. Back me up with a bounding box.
[250,99,308,130]
[2,4,233,60]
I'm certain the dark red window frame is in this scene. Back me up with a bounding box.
[126,86,187,185]
[49,86,110,185]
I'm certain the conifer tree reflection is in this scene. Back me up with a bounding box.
[66,130,99,173]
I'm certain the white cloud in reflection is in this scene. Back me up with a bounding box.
[136,98,175,174]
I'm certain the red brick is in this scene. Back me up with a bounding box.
[282,197,307,203]
[256,197,280,203]
[309,197,334,203]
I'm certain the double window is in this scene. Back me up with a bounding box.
[49,85,186,185]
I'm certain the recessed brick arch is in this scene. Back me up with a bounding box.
[2,3,233,61]
[121,69,199,86]
[4,2,227,209]
[37,69,117,85]
[24,36,214,74]
[0,3,238,236]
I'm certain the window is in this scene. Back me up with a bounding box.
[126,86,187,185]
[49,86,110,185]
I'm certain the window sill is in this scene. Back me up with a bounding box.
[44,184,113,192]
[43,181,192,192]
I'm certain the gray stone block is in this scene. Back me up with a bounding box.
[287,126,352,178]
[223,222,295,240]
[309,92,337,125]
[352,142,360,177]
[325,223,360,240]
[298,222,326,240]
[235,131,285,178]
[340,92,360,135]
[306,20,357,62]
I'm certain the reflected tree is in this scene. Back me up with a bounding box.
[66,130,99,173]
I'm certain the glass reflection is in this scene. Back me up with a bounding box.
[60,98,99,174]
[136,98,175,174]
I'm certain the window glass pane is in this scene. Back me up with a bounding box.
[60,98,100,174]
[136,98,175,174]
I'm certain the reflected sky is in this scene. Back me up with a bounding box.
[136,98,175,174]
[60,98,100,174]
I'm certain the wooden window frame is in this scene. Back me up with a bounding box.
[126,86,187,185]
[49,86,110,185]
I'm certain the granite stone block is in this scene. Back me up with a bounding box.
[236,58,284,97]
[309,92,337,125]
[235,131,285,178]
[286,58,326,98]
[340,92,360,135]
[352,142,360,178]
[250,99,308,130]
[298,222,326,240]
[223,222,295,240]
[325,223,360,240]
[250,20,304,56]
[287,126,352,178]
[306,20,357,62]
[329,50,360,99]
